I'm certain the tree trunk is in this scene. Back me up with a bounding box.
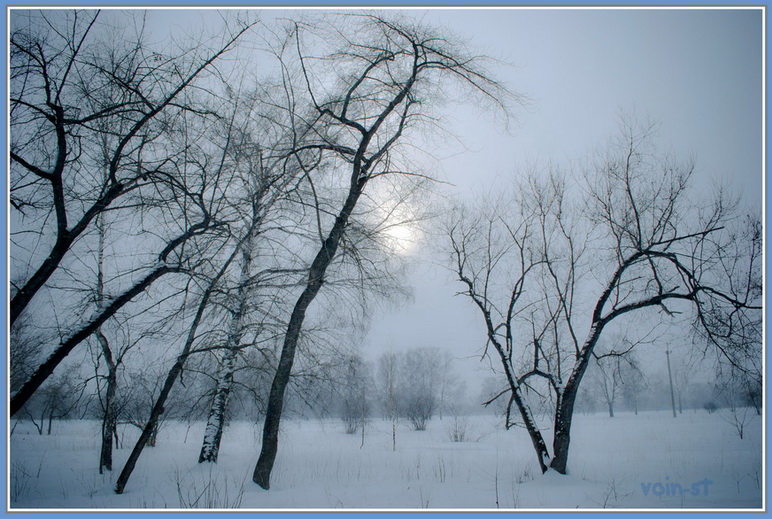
[252,285,323,489]
[199,348,237,463]
[11,265,172,416]
[96,216,117,474]
[511,387,551,474]
[551,323,602,475]
[199,236,251,463]
[114,237,243,494]
[99,360,117,473]
[551,388,577,475]
[253,178,366,490]
[607,400,614,418]
[116,347,192,493]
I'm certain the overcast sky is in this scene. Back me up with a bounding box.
[356,7,763,391]
[30,6,762,397]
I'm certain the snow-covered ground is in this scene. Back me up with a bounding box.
[8,409,763,511]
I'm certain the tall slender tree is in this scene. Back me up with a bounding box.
[252,14,513,489]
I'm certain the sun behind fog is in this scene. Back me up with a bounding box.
[383,223,419,255]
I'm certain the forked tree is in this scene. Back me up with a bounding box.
[448,119,762,474]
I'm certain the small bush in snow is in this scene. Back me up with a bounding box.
[446,415,469,442]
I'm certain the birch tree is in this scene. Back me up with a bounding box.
[197,88,310,463]
[112,79,313,493]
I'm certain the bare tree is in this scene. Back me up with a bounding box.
[9,10,256,416]
[90,319,137,473]
[448,117,762,475]
[619,353,647,415]
[591,358,623,419]
[197,85,310,464]
[339,355,370,437]
[377,351,402,451]
[114,235,244,494]
[448,183,553,472]
[589,342,642,418]
[401,348,443,431]
[21,370,83,436]
[113,93,309,492]
[713,365,756,440]
[10,11,253,323]
[252,13,513,489]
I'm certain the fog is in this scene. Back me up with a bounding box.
[8,6,763,510]
[362,7,762,398]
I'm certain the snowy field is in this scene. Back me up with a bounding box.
[9,409,763,511]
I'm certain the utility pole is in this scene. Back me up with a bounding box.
[666,348,677,418]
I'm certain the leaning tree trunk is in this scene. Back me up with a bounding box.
[551,323,602,474]
[199,235,253,463]
[198,348,237,463]
[11,265,172,417]
[115,242,243,494]
[115,347,194,494]
[252,177,366,490]
[510,384,552,474]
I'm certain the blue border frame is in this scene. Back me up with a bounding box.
[2,1,767,518]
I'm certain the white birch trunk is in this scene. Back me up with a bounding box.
[198,233,253,463]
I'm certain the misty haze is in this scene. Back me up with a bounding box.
[8,7,763,511]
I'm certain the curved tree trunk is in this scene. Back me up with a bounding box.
[253,179,365,490]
